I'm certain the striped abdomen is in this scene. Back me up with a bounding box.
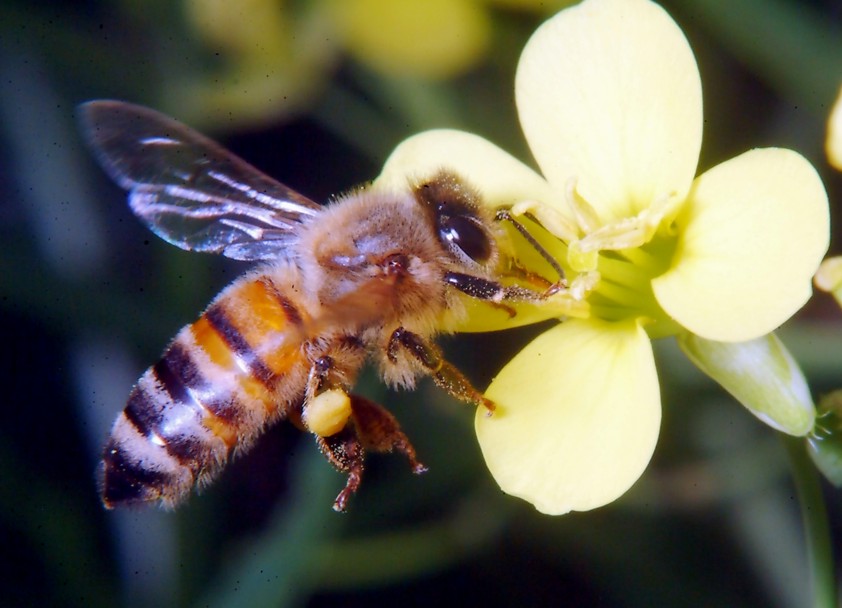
[100,274,309,508]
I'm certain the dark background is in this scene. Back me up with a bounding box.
[2,1,842,606]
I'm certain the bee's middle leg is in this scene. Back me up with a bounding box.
[387,327,495,413]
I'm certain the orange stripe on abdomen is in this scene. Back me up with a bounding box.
[219,277,308,376]
[189,275,308,433]
[100,275,311,508]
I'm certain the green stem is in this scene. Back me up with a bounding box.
[782,436,836,608]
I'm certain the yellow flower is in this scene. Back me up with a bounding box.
[176,0,578,127]
[817,88,842,309]
[815,257,842,308]
[329,0,491,80]
[332,0,578,79]
[376,0,829,514]
[827,85,842,170]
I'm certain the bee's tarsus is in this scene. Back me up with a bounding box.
[318,427,365,512]
[333,484,356,513]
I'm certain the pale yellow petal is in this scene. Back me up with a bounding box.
[376,129,563,211]
[442,289,590,333]
[653,148,829,342]
[477,319,660,514]
[827,85,842,170]
[516,0,702,220]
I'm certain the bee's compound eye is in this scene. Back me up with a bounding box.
[440,215,492,264]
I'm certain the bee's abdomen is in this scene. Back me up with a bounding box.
[100,276,308,508]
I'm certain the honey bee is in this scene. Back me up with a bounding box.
[80,100,561,512]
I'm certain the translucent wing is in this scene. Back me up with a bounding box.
[78,100,323,261]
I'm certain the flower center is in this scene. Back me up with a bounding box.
[588,235,679,338]
[510,181,683,338]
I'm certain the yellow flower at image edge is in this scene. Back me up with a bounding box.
[376,0,829,514]
[826,85,842,170]
[331,0,491,79]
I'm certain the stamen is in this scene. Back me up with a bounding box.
[567,241,600,272]
[564,177,602,234]
[571,189,677,255]
[510,199,579,243]
[569,271,600,300]
[500,185,680,331]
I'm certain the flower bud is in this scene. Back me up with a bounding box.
[678,332,815,436]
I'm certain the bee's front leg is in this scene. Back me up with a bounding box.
[387,327,496,414]
[445,271,563,305]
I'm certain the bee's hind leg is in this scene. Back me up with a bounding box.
[315,393,426,512]
[350,394,427,474]
[315,426,365,512]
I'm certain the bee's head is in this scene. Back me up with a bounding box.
[413,171,497,270]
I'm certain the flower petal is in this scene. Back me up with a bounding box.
[827,85,842,171]
[476,318,660,514]
[440,289,589,334]
[653,148,829,341]
[375,129,562,210]
[516,0,702,220]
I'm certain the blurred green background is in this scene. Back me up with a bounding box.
[2,0,842,606]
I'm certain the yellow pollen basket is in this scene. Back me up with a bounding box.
[303,389,353,437]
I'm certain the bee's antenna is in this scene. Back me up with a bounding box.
[495,209,565,282]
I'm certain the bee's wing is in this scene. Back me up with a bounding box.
[78,100,323,261]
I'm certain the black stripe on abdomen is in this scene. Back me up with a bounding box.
[155,340,243,429]
[121,343,227,470]
[204,303,276,388]
[260,276,305,328]
[153,343,198,412]
[100,439,174,507]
